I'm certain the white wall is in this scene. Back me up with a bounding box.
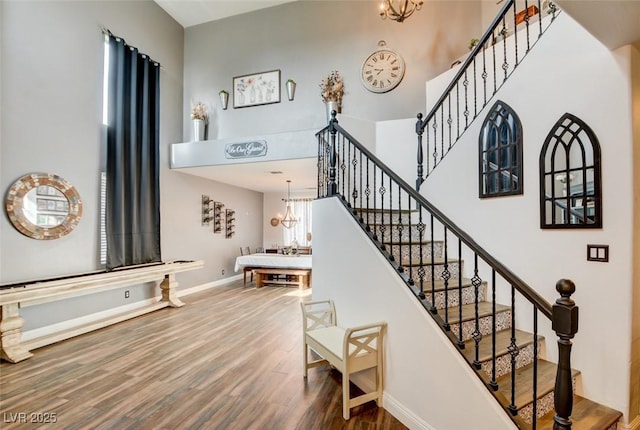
[312,198,517,430]
[183,1,482,141]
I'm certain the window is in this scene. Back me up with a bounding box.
[539,113,602,228]
[282,198,313,247]
[479,100,523,198]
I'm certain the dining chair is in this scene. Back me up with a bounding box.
[239,246,254,284]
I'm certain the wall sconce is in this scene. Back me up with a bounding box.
[219,90,229,110]
[286,79,296,101]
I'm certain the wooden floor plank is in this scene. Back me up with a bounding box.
[0,280,407,430]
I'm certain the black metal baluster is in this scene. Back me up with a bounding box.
[508,284,519,415]
[373,165,378,241]
[340,134,346,199]
[387,174,393,260]
[447,95,453,151]
[366,158,371,231]
[328,119,337,196]
[457,239,464,349]
[524,0,532,53]
[490,270,498,390]
[351,144,358,211]
[408,193,414,286]
[472,56,477,119]
[471,254,483,369]
[440,104,445,163]
[417,211,426,300]
[502,17,509,84]
[416,114,424,190]
[463,69,470,129]
[432,118,438,169]
[396,184,403,272]
[482,44,488,106]
[379,171,386,250]
[429,213,436,313]
[442,227,450,331]
[346,136,352,207]
[514,2,520,66]
[358,149,363,222]
[456,81,460,140]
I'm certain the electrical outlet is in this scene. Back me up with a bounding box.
[124,290,130,298]
[221,269,225,276]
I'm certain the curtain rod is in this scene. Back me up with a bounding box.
[100,26,162,68]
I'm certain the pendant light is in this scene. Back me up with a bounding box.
[379,0,423,23]
[281,180,297,229]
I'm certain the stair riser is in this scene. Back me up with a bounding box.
[387,242,445,262]
[478,339,543,379]
[369,224,427,242]
[422,283,486,308]
[450,310,512,342]
[355,211,412,225]
[518,375,578,424]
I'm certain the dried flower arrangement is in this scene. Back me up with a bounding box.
[191,102,207,121]
[319,70,344,103]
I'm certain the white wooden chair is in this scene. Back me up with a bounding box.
[301,299,386,420]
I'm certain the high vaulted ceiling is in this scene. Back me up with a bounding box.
[154,0,299,28]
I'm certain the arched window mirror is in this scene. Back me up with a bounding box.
[539,113,602,228]
[479,100,523,198]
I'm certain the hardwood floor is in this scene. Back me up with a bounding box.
[0,280,407,430]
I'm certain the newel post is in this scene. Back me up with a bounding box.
[416,113,425,191]
[328,110,338,196]
[552,279,579,430]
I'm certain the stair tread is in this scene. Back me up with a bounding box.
[537,395,623,430]
[446,301,510,324]
[460,329,541,363]
[422,277,474,292]
[495,359,580,410]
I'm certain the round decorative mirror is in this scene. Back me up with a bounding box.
[5,172,83,240]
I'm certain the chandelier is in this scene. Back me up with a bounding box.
[281,180,297,229]
[379,0,423,22]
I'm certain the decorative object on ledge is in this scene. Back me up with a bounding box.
[224,140,268,159]
[225,209,235,238]
[213,202,224,233]
[281,180,297,229]
[5,172,83,240]
[286,79,296,101]
[233,69,281,108]
[468,38,479,50]
[379,0,423,23]
[191,102,207,141]
[202,195,213,225]
[319,70,343,122]
[219,90,229,110]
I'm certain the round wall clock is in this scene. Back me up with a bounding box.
[360,41,406,93]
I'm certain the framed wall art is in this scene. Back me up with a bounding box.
[233,69,281,108]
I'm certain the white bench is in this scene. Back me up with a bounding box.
[301,299,387,420]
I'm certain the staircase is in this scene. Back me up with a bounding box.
[315,121,623,428]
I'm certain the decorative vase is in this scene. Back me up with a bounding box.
[325,101,339,123]
[286,80,296,101]
[192,119,205,142]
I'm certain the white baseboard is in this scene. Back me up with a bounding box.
[619,415,640,430]
[383,392,435,430]
[349,370,433,430]
[177,274,243,297]
[21,275,242,347]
